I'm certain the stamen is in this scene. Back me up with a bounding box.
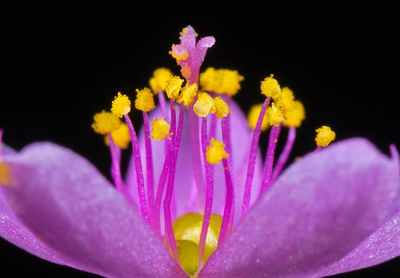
[163,137,179,261]
[206,138,228,165]
[175,103,185,155]
[189,109,205,209]
[104,123,131,149]
[199,67,244,96]
[158,92,169,121]
[163,99,179,261]
[221,106,235,236]
[209,113,217,140]
[260,124,282,195]
[135,88,155,112]
[107,133,137,210]
[111,93,131,118]
[218,158,234,247]
[213,96,230,119]
[193,92,215,117]
[271,127,296,183]
[315,125,336,149]
[242,97,270,217]
[91,111,121,135]
[154,140,171,237]
[177,83,197,107]
[150,117,171,140]
[143,111,155,228]
[198,117,214,268]
[124,114,150,224]
[149,68,173,95]
[222,95,234,170]
[107,133,124,191]
[261,74,281,100]
[166,76,184,100]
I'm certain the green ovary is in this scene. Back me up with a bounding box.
[172,213,222,276]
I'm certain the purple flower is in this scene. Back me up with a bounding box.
[1,26,400,278]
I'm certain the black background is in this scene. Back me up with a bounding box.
[0,3,399,277]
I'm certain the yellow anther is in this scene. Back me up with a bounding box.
[169,44,189,64]
[315,125,336,147]
[177,83,197,106]
[206,138,228,164]
[213,97,230,119]
[151,117,171,140]
[266,102,285,127]
[135,88,155,112]
[179,27,189,39]
[92,111,121,135]
[193,92,216,117]
[173,213,222,275]
[277,87,306,128]
[166,76,184,99]
[104,123,131,149]
[0,161,12,186]
[111,92,131,118]
[179,27,197,40]
[280,87,295,111]
[199,68,244,96]
[149,68,173,94]
[283,101,305,128]
[248,103,269,131]
[261,74,281,99]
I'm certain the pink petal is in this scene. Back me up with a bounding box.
[201,138,399,278]
[313,146,400,277]
[314,210,400,277]
[2,143,82,269]
[2,142,185,278]
[1,188,79,267]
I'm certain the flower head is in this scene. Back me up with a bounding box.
[1,25,399,278]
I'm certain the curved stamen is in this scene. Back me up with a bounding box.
[158,91,169,121]
[223,95,233,169]
[271,127,296,183]
[154,143,170,237]
[260,124,282,195]
[242,97,270,217]
[221,115,235,237]
[143,111,155,228]
[124,114,150,224]
[107,133,137,210]
[189,109,205,209]
[163,100,179,261]
[199,117,214,267]
[209,113,217,140]
[218,158,234,248]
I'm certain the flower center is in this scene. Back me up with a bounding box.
[172,212,222,276]
[87,26,337,276]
